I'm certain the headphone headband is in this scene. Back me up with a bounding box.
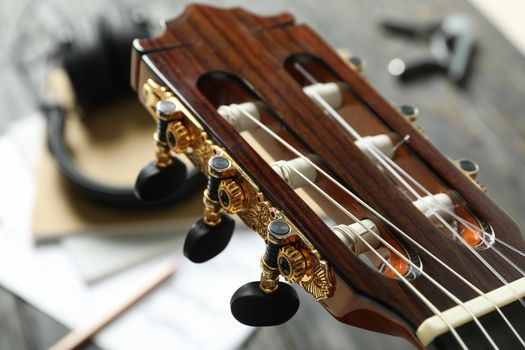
[44,6,204,209]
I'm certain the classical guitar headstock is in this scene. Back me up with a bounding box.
[130,5,525,349]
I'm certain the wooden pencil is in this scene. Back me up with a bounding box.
[49,259,178,350]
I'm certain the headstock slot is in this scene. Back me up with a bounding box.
[285,54,339,85]
[197,72,259,107]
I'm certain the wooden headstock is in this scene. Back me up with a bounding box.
[130,5,525,349]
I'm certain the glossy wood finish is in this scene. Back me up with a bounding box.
[131,4,525,346]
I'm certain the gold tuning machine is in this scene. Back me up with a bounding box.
[166,120,191,153]
[138,79,331,327]
[258,219,293,293]
[336,48,366,74]
[398,104,427,137]
[456,158,479,179]
[398,104,419,122]
[277,245,309,283]
[218,178,248,214]
[153,100,177,168]
[230,219,300,327]
[134,99,188,203]
[202,155,235,226]
[348,56,366,74]
[454,158,486,192]
[183,154,237,263]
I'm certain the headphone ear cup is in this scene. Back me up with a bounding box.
[45,5,207,210]
[62,19,116,110]
[98,7,150,96]
[62,6,149,111]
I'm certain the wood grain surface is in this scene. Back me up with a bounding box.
[1,0,524,349]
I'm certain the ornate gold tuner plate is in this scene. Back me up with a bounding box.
[141,78,334,301]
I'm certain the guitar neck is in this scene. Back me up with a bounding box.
[429,299,525,349]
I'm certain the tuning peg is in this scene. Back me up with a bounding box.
[135,159,187,202]
[230,219,300,326]
[396,104,427,137]
[183,155,237,263]
[135,100,187,202]
[230,281,299,326]
[336,48,366,73]
[456,158,479,179]
[183,214,235,263]
[336,48,352,62]
[399,104,419,122]
[452,158,486,192]
[348,56,366,73]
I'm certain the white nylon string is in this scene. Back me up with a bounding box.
[293,63,523,275]
[290,64,525,345]
[497,238,525,258]
[293,63,525,305]
[378,151,525,302]
[287,163,493,349]
[233,104,525,347]
[371,146,525,276]
[365,143,525,301]
[231,106,514,349]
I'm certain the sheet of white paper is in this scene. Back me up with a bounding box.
[0,116,261,350]
[63,231,187,284]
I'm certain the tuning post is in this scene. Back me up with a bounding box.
[259,252,280,294]
[303,82,343,110]
[271,157,318,190]
[217,102,261,132]
[333,219,381,255]
[155,99,193,154]
[207,155,234,176]
[355,134,396,160]
[265,220,310,284]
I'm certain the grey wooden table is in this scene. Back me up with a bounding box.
[1,0,524,349]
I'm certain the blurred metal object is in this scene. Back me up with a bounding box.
[378,11,476,85]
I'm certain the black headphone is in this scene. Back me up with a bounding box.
[41,6,205,210]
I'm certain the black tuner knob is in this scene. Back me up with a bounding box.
[134,158,187,202]
[230,281,299,327]
[183,214,235,263]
